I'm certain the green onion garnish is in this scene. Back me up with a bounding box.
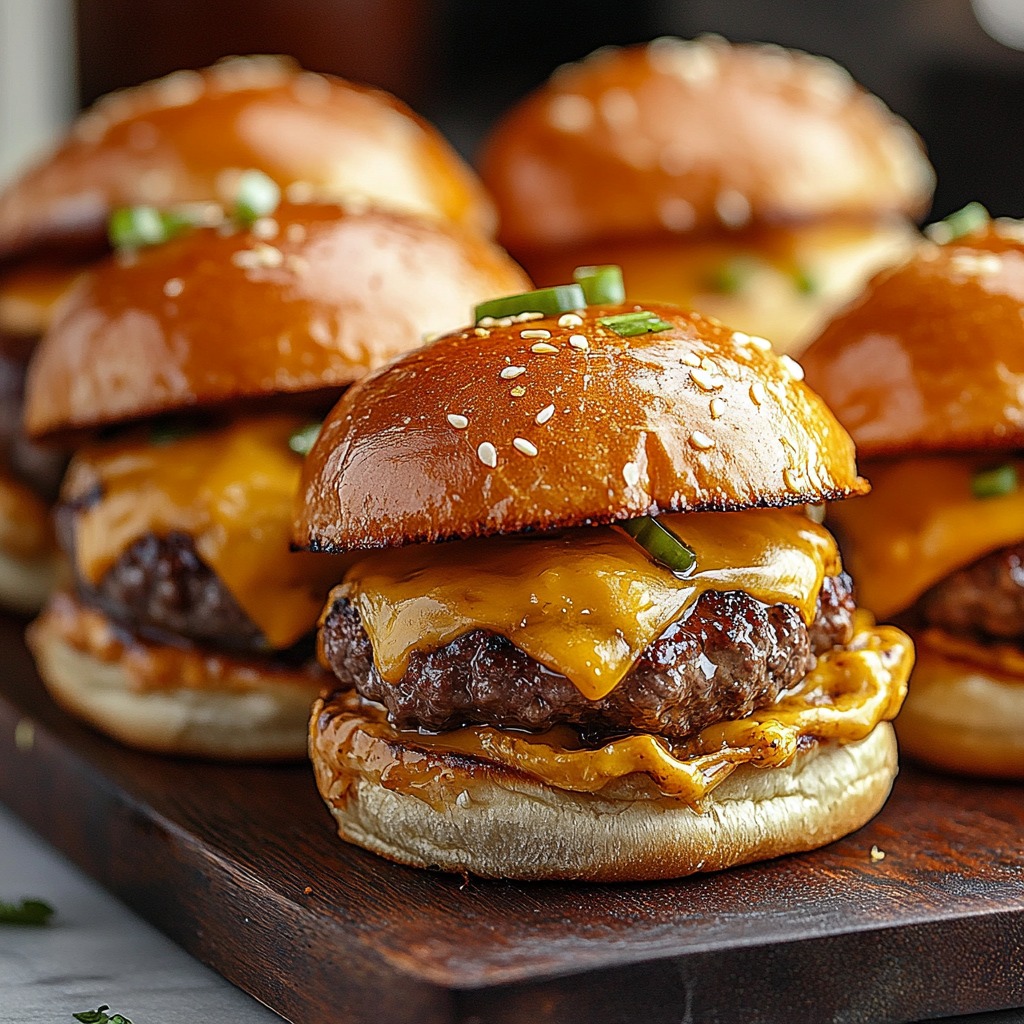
[707,256,758,295]
[598,310,672,337]
[793,266,820,295]
[619,516,696,577]
[108,206,191,250]
[474,284,585,324]
[573,265,625,304]
[72,1006,133,1024]
[234,169,281,225]
[288,422,321,456]
[926,202,990,244]
[971,464,1018,499]
[0,897,54,926]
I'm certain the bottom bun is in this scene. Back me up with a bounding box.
[27,592,324,760]
[311,697,898,881]
[896,640,1024,779]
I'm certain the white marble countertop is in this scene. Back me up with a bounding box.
[0,802,278,1024]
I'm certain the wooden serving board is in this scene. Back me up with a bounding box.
[1,614,1023,1024]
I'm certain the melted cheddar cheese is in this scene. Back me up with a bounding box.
[341,508,841,700]
[0,264,80,338]
[320,616,912,807]
[63,416,347,650]
[828,456,1024,619]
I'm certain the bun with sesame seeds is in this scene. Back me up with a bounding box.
[24,202,529,440]
[296,284,913,880]
[802,215,1024,779]
[0,55,495,267]
[479,37,933,355]
[294,302,866,551]
[21,198,527,761]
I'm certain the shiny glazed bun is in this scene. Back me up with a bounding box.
[311,693,898,882]
[480,37,933,253]
[0,55,495,265]
[801,222,1024,458]
[25,202,530,438]
[295,303,865,551]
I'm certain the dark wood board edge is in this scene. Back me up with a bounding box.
[0,689,453,1024]
[453,911,1024,1024]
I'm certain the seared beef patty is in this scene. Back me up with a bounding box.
[320,574,855,739]
[0,349,67,500]
[914,543,1024,643]
[56,500,268,653]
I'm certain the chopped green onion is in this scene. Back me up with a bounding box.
[288,422,321,456]
[971,463,1018,499]
[0,897,53,925]
[108,206,191,250]
[234,169,281,225]
[793,266,820,295]
[474,285,585,324]
[707,256,758,295]
[573,265,625,304]
[598,310,672,337]
[619,516,696,577]
[926,202,989,244]
[72,1007,133,1024]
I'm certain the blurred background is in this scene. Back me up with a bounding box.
[2,0,1024,220]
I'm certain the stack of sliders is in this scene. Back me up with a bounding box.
[295,268,914,880]
[23,191,528,760]
[480,36,935,355]
[802,206,1024,778]
[0,53,495,613]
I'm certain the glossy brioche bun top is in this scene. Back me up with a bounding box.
[295,303,866,552]
[0,55,495,265]
[24,201,530,439]
[801,220,1024,458]
[480,37,934,253]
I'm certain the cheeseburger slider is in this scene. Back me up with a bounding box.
[296,270,913,880]
[802,208,1024,779]
[0,53,495,613]
[24,198,529,759]
[480,37,934,356]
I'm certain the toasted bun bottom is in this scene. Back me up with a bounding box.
[896,644,1024,779]
[27,594,322,760]
[519,220,916,356]
[310,707,898,881]
[0,475,60,613]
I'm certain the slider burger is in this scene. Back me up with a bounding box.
[296,268,914,880]
[23,196,529,759]
[801,207,1024,778]
[480,37,934,356]
[0,53,495,612]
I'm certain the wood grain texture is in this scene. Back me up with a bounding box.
[1,614,1022,1024]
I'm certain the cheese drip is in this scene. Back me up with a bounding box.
[342,508,841,700]
[320,617,912,807]
[828,456,1024,619]
[0,264,80,337]
[65,416,347,650]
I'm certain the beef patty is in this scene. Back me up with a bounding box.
[914,543,1024,643]
[320,574,855,739]
[56,499,269,654]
